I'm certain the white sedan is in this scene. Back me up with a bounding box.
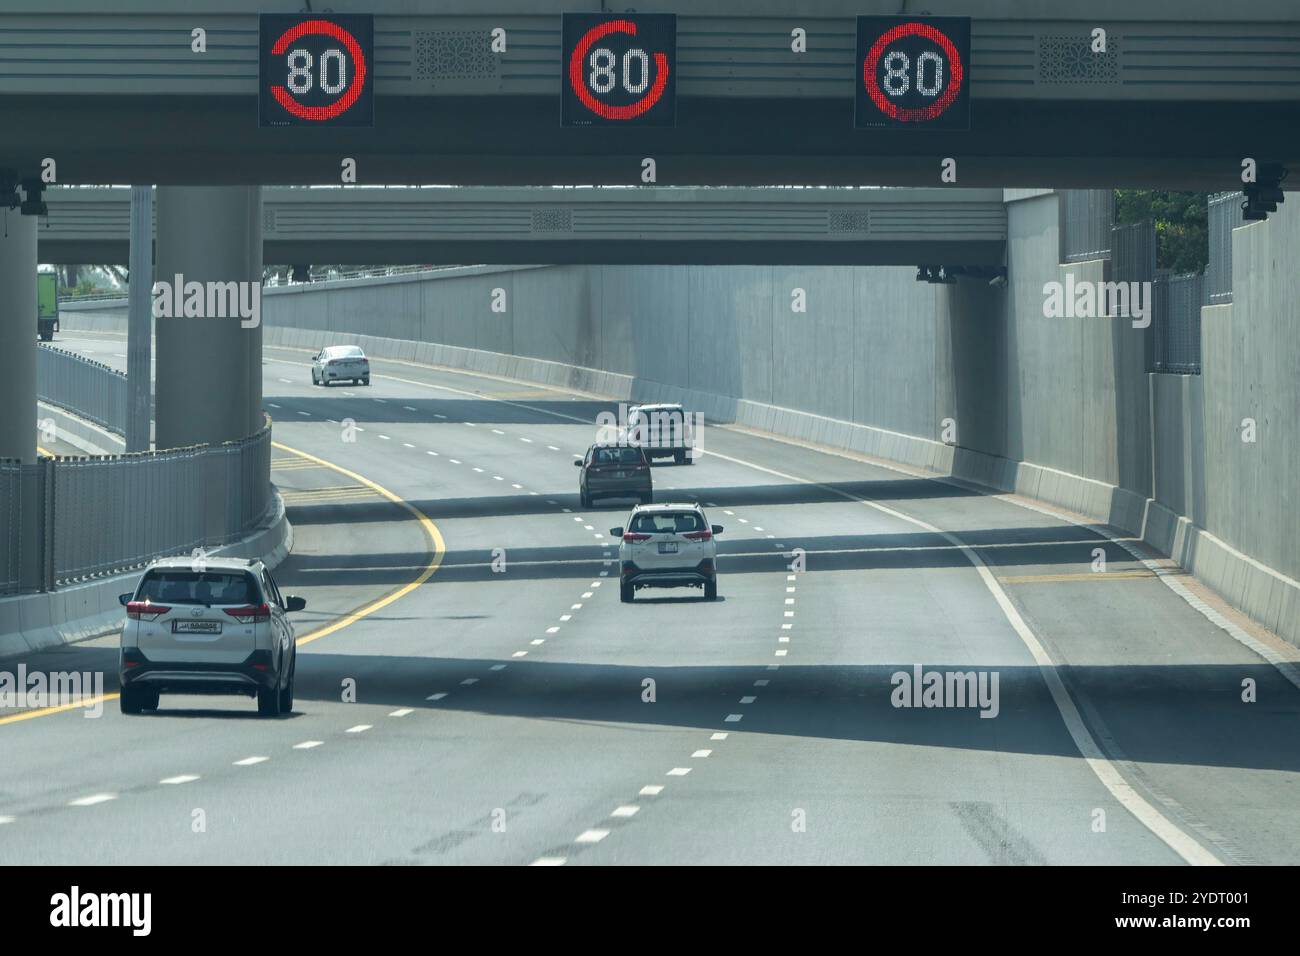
[311,345,370,386]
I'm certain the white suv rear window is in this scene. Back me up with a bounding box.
[137,570,260,606]
[630,512,705,534]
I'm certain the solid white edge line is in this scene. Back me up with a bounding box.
[702,444,1223,867]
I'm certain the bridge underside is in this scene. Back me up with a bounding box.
[3,96,1296,190]
[39,239,1009,269]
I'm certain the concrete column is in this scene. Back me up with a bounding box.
[154,187,263,449]
[126,186,154,452]
[0,206,37,463]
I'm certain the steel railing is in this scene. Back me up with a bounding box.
[45,420,273,586]
[36,344,128,433]
[5,341,273,593]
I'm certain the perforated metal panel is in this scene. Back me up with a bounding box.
[828,210,871,234]
[531,209,573,234]
[413,31,500,84]
[1038,35,1119,84]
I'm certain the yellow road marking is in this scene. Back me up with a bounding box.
[2,442,445,727]
[272,441,445,648]
[281,484,381,503]
[0,695,119,727]
[998,570,1155,585]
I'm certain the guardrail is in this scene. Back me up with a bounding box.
[36,345,127,433]
[2,415,273,595]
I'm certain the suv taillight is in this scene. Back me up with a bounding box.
[682,530,712,541]
[223,604,271,624]
[623,532,651,543]
[126,601,170,621]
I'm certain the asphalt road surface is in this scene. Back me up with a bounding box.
[5,330,1300,865]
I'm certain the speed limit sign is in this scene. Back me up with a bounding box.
[855,17,971,130]
[561,13,676,127]
[259,14,374,127]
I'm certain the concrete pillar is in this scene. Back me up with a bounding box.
[0,206,37,463]
[154,187,263,449]
[126,186,154,452]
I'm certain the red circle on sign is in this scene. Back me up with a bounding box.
[863,22,963,123]
[568,19,669,120]
[270,18,368,121]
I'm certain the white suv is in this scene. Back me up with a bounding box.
[611,503,723,602]
[627,403,696,465]
[117,557,305,717]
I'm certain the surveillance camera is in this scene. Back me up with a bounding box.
[988,274,1008,288]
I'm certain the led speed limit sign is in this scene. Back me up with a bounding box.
[561,13,676,127]
[855,17,970,130]
[259,14,374,127]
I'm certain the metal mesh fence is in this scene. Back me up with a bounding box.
[36,344,127,433]
[1,417,272,594]
[1207,191,1244,305]
[0,461,22,593]
[1060,189,1115,262]
[1151,273,1204,375]
[1110,220,1156,287]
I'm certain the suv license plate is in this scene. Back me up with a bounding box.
[173,620,222,634]
[658,542,678,554]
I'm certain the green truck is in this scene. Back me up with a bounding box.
[37,271,58,341]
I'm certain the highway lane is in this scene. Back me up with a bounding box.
[4,329,1299,864]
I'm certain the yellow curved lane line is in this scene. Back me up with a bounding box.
[0,695,119,727]
[0,442,444,726]
[272,440,445,648]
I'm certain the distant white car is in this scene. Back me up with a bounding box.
[612,503,722,602]
[311,345,370,386]
[627,403,695,465]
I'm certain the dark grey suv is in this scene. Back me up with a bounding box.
[575,444,652,508]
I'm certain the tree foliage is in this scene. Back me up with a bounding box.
[1114,190,1208,275]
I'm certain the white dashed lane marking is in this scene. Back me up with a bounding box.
[69,793,116,807]
[233,757,268,766]
[159,775,199,785]
[293,740,324,749]
[345,725,373,734]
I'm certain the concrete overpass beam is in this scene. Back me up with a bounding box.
[154,187,263,449]
[0,200,37,463]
